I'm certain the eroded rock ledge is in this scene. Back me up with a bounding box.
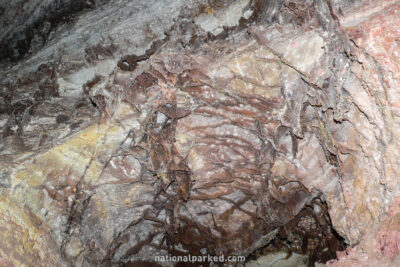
[1,0,400,266]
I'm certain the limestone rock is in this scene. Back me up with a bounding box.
[2,0,400,266]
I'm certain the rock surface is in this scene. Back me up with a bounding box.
[1,0,400,266]
[247,252,308,267]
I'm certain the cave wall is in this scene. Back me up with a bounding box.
[1,0,400,266]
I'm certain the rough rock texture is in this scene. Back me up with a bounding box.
[247,251,309,267]
[2,0,400,266]
[321,1,400,266]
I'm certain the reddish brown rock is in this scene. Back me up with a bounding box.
[4,0,400,266]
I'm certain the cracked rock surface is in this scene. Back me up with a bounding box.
[1,0,400,266]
